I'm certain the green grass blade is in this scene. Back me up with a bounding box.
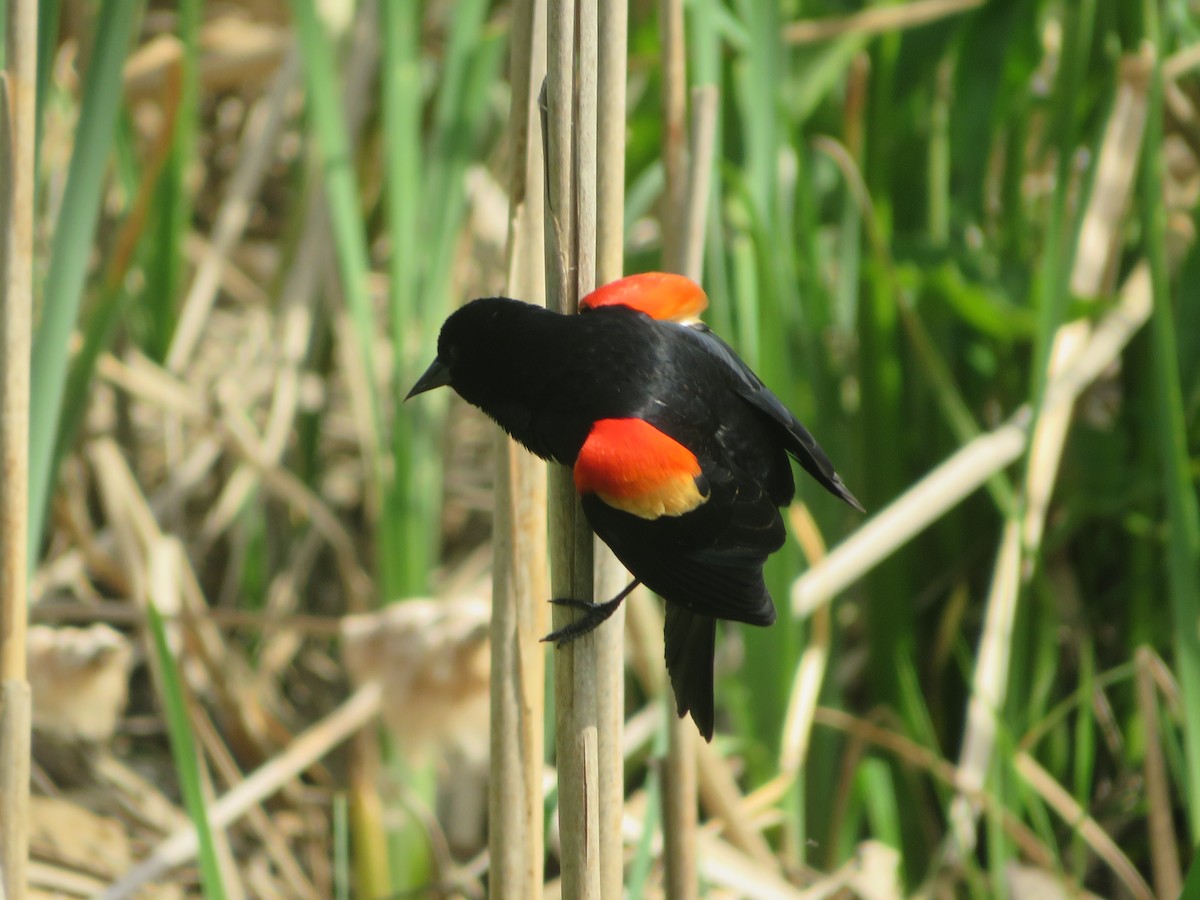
[1070,636,1096,874]
[380,0,421,373]
[379,0,433,597]
[290,0,382,442]
[1182,850,1200,899]
[28,0,140,568]
[34,0,63,156]
[1027,0,1094,406]
[626,711,669,896]
[858,758,903,880]
[145,603,227,899]
[378,0,502,600]
[421,6,502,319]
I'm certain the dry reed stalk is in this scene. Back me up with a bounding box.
[662,719,698,897]
[489,0,549,894]
[694,739,776,868]
[1013,752,1153,900]
[679,88,718,283]
[695,836,835,899]
[1135,647,1182,898]
[29,600,344,637]
[1164,43,1200,81]
[542,0,601,895]
[784,0,983,44]
[945,514,1021,856]
[123,18,288,101]
[594,0,630,895]
[0,3,37,897]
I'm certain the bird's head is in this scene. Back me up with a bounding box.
[405,297,544,407]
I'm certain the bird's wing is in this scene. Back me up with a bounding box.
[575,418,782,626]
[679,324,864,512]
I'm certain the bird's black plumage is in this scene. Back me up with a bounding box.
[409,282,860,740]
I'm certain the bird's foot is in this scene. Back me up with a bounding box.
[540,580,641,645]
[540,597,622,644]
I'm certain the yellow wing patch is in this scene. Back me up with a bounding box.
[574,418,709,519]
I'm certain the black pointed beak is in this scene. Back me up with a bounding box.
[405,358,452,400]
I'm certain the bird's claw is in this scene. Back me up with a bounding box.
[548,597,606,612]
[540,600,613,645]
[539,580,642,646]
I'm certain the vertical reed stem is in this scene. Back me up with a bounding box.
[594,0,629,895]
[657,9,719,891]
[489,0,549,894]
[543,0,601,895]
[0,2,37,898]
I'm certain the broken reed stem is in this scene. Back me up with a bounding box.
[0,2,38,898]
[489,0,548,894]
[542,0,601,897]
[594,0,629,896]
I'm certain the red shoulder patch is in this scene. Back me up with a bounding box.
[579,273,708,322]
[574,418,709,519]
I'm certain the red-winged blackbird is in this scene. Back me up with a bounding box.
[408,272,861,740]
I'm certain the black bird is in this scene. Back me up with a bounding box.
[407,272,861,739]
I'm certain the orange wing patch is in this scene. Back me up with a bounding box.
[574,418,709,519]
[580,272,708,322]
